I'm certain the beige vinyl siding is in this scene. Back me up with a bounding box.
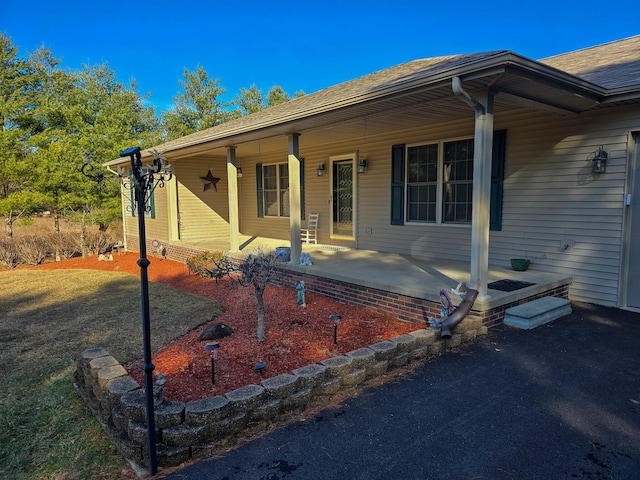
[122,179,170,242]
[354,118,477,258]
[239,105,636,307]
[487,105,639,306]
[346,106,636,307]
[147,103,638,308]
[174,157,230,241]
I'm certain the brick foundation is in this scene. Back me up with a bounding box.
[125,237,571,329]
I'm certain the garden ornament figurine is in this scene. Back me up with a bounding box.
[296,280,307,307]
[299,252,312,266]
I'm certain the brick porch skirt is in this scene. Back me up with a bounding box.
[125,236,570,329]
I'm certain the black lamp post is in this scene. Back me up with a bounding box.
[83,147,172,476]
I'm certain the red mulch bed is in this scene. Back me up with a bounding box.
[33,253,424,403]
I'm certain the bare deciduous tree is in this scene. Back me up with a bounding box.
[213,249,281,343]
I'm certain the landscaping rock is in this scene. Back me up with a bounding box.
[346,348,375,370]
[250,399,281,421]
[162,424,209,448]
[282,387,313,410]
[225,384,265,412]
[409,329,437,347]
[320,356,353,379]
[104,376,140,412]
[120,390,147,424]
[89,355,120,377]
[390,333,417,353]
[156,444,191,468]
[292,364,327,390]
[261,374,300,400]
[369,341,398,361]
[366,360,388,378]
[96,364,127,389]
[155,400,185,429]
[185,396,231,425]
[342,368,367,386]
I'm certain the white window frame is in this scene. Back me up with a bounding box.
[262,162,289,217]
[405,136,474,225]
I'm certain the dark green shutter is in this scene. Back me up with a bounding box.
[390,144,405,225]
[130,184,136,217]
[490,130,506,231]
[300,158,305,220]
[149,190,156,219]
[256,163,264,218]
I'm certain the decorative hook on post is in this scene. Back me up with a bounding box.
[82,146,172,476]
[81,152,106,184]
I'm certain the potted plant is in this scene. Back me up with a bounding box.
[510,258,530,271]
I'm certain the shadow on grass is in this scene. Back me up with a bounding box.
[0,268,222,480]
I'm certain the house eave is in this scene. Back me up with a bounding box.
[103,51,613,167]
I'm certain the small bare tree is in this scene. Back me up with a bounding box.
[214,249,281,343]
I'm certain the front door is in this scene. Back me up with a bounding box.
[331,157,355,238]
[625,132,640,309]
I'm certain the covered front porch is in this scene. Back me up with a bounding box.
[153,235,572,328]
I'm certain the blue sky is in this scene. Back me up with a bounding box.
[3,1,639,113]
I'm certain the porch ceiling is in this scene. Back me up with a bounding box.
[165,72,601,161]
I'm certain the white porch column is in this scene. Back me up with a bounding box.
[288,133,302,264]
[166,175,179,242]
[226,147,240,252]
[470,91,494,300]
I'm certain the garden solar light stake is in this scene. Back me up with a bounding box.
[205,342,220,384]
[330,314,342,344]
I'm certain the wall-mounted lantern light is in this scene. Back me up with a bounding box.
[357,156,368,174]
[317,163,326,176]
[237,167,243,178]
[590,146,608,174]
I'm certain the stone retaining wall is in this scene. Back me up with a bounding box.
[75,319,487,471]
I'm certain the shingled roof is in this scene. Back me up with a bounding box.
[107,36,640,164]
[539,35,640,90]
[141,51,506,155]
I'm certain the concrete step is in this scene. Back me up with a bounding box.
[504,297,572,330]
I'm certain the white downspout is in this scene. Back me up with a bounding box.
[452,77,494,300]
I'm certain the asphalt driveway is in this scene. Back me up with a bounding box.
[161,302,640,480]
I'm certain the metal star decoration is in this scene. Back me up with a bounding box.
[200,170,220,192]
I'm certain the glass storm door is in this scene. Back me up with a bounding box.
[332,160,354,237]
[626,132,640,308]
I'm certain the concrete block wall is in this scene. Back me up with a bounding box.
[75,320,487,471]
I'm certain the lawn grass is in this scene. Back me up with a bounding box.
[0,269,223,480]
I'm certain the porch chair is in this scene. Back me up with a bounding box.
[301,212,319,245]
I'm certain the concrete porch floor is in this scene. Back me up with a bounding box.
[172,235,572,313]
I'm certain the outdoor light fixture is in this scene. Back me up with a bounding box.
[357,156,368,174]
[237,167,243,178]
[329,313,342,344]
[316,163,326,176]
[590,146,608,174]
[205,342,220,384]
[83,146,172,476]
